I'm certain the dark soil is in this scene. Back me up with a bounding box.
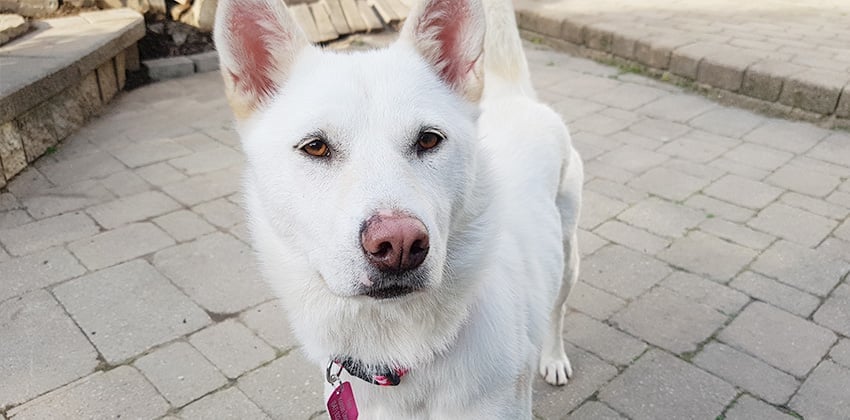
[137,16,215,60]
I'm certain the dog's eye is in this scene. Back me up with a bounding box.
[302,139,330,158]
[417,130,445,153]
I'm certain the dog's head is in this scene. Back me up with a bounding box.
[214,0,488,305]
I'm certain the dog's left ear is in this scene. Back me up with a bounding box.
[401,0,485,103]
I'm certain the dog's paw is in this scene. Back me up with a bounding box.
[539,355,573,386]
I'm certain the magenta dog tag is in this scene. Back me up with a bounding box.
[327,381,359,420]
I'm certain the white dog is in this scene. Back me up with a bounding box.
[214,0,583,417]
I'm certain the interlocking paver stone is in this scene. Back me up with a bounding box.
[169,147,243,175]
[612,287,726,354]
[135,341,228,407]
[153,233,272,314]
[532,343,618,418]
[723,143,793,172]
[162,168,241,206]
[0,290,99,408]
[780,191,849,221]
[628,167,709,201]
[628,118,689,142]
[597,145,669,174]
[109,138,193,168]
[0,211,98,256]
[618,197,705,237]
[19,180,115,220]
[153,209,217,242]
[578,190,628,230]
[0,209,32,229]
[190,319,277,379]
[582,244,671,299]
[657,136,728,163]
[749,203,837,247]
[134,162,187,187]
[750,240,849,296]
[36,151,126,186]
[658,231,757,281]
[7,366,169,420]
[53,260,211,364]
[634,93,718,122]
[99,170,151,197]
[563,312,647,366]
[68,222,175,270]
[599,349,736,420]
[688,108,765,138]
[790,361,850,420]
[694,342,799,405]
[698,218,774,250]
[704,174,783,210]
[661,271,750,316]
[566,281,626,321]
[593,220,670,254]
[730,271,820,317]
[743,119,829,153]
[725,395,796,420]
[813,283,850,336]
[568,401,624,420]
[766,164,841,197]
[179,387,271,420]
[239,300,299,351]
[684,194,754,223]
[192,198,244,228]
[719,302,837,377]
[808,132,850,167]
[238,351,324,419]
[0,247,86,303]
[831,339,850,369]
[85,190,181,229]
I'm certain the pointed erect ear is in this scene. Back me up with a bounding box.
[400,0,485,103]
[213,0,310,120]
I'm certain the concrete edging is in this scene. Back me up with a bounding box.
[514,7,850,128]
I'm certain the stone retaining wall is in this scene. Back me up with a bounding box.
[0,9,144,188]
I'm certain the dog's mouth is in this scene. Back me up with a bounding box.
[364,284,418,299]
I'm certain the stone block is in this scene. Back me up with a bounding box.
[634,35,691,70]
[748,203,837,247]
[115,49,127,90]
[814,284,850,336]
[188,51,219,73]
[635,93,718,122]
[807,132,850,167]
[134,162,188,186]
[697,50,759,92]
[618,197,705,238]
[782,192,848,221]
[779,69,847,115]
[584,23,615,52]
[0,290,99,408]
[9,0,58,17]
[111,137,193,168]
[53,260,211,364]
[0,14,29,46]
[162,168,241,206]
[37,150,124,186]
[704,174,783,210]
[96,59,119,104]
[589,83,667,111]
[180,387,271,420]
[19,179,114,219]
[169,146,242,175]
[238,351,325,419]
[189,320,277,379]
[694,342,799,405]
[95,0,150,13]
[597,145,668,173]
[767,164,841,197]
[731,271,820,317]
[723,143,793,172]
[720,302,837,377]
[125,43,140,71]
[628,167,709,201]
[8,366,168,419]
[180,0,218,31]
[153,232,273,314]
[0,121,27,181]
[699,218,774,251]
[0,212,98,256]
[831,340,850,369]
[790,361,850,419]
[726,395,796,420]
[661,271,750,316]
[742,60,807,102]
[599,349,736,420]
[17,100,59,162]
[0,247,86,303]
[569,401,625,420]
[531,343,618,417]
[612,287,727,354]
[750,240,848,296]
[582,244,671,299]
[684,194,754,223]
[73,71,105,118]
[563,312,647,366]
[68,222,175,270]
[144,56,195,81]
[86,191,181,229]
[239,300,299,351]
[134,341,228,407]
[153,209,217,242]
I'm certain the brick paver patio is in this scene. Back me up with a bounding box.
[2,32,850,419]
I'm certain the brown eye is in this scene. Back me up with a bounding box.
[417,130,444,153]
[302,139,329,157]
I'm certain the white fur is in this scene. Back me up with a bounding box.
[215,0,583,417]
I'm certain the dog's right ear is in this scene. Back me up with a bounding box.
[214,0,309,120]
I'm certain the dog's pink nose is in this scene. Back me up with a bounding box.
[361,212,429,273]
